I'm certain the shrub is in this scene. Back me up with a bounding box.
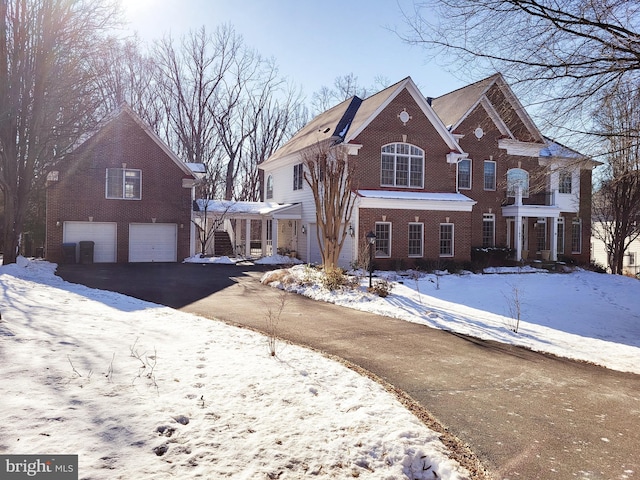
[368,279,393,297]
[321,267,348,291]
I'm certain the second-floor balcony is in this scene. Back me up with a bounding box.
[503,190,557,207]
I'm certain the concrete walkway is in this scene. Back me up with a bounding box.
[57,263,640,480]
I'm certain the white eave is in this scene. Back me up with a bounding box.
[357,190,476,212]
[501,204,561,218]
[195,200,301,219]
[498,139,544,157]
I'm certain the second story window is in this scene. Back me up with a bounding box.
[507,168,529,198]
[381,143,424,188]
[484,160,496,190]
[106,168,141,200]
[293,164,303,191]
[457,159,472,190]
[266,175,274,199]
[559,171,573,194]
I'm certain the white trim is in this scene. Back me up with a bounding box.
[499,138,544,157]
[359,195,475,212]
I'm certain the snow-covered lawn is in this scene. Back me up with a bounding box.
[262,264,640,375]
[0,258,469,480]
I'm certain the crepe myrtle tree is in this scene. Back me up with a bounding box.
[302,140,357,271]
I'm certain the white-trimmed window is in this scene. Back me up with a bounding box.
[266,175,274,199]
[559,172,573,194]
[293,164,303,191]
[482,214,495,248]
[408,223,424,257]
[571,218,582,253]
[381,143,424,188]
[507,168,529,198]
[457,159,472,190]
[536,218,547,252]
[484,160,496,190]
[106,168,141,200]
[375,222,391,258]
[439,223,454,257]
[557,217,565,255]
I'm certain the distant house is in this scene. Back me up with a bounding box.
[45,105,200,263]
[251,74,597,269]
[591,224,640,275]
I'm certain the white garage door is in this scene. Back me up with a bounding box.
[129,223,177,262]
[308,223,353,268]
[63,222,117,263]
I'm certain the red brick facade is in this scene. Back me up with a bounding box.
[45,108,194,263]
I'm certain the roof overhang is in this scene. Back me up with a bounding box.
[498,139,544,157]
[194,200,301,219]
[357,190,476,212]
[501,204,561,218]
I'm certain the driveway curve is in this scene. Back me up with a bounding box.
[57,263,640,480]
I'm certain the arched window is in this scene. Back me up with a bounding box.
[381,143,424,188]
[266,175,274,199]
[507,168,529,198]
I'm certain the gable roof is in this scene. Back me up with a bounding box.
[262,77,463,167]
[74,103,195,178]
[432,73,544,143]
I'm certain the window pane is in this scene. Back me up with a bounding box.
[458,160,471,189]
[396,155,409,186]
[439,224,453,256]
[557,218,565,254]
[507,168,529,197]
[484,161,496,190]
[124,170,141,199]
[106,168,123,198]
[408,223,423,256]
[559,172,572,194]
[536,218,546,252]
[571,218,581,253]
[410,158,423,188]
[266,176,273,199]
[375,223,391,257]
[482,215,495,248]
[380,143,424,188]
[381,155,395,185]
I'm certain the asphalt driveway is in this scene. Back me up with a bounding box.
[57,263,640,480]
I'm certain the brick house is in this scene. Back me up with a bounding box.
[258,74,597,269]
[45,105,199,263]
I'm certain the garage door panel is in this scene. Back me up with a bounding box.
[63,222,117,263]
[129,224,177,262]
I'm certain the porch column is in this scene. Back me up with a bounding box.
[271,219,279,257]
[515,185,523,261]
[245,219,251,256]
[551,216,558,261]
[261,218,267,257]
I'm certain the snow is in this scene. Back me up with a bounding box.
[262,265,640,375]
[0,258,468,479]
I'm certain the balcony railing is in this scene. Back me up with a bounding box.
[504,190,556,207]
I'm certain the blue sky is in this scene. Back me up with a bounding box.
[120,0,466,101]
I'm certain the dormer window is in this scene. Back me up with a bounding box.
[381,143,424,188]
[106,168,141,200]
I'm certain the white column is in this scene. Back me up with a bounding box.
[551,216,558,261]
[515,184,523,261]
[261,218,268,257]
[271,219,279,256]
[245,219,251,256]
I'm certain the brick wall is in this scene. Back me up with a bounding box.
[46,110,193,263]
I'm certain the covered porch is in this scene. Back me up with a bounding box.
[502,203,561,262]
[193,200,302,258]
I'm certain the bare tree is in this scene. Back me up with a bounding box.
[402,0,640,134]
[90,35,165,130]
[592,83,640,274]
[311,74,371,114]
[0,0,119,264]
[302,142,357,271]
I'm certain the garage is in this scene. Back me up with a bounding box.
[129,223,177,262]
[308,223,353,268]
[63,222,117,263]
